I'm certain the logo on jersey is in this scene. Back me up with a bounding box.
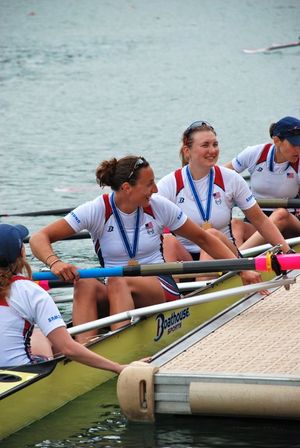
[256,167,263,172]
[287,172,295,178]
[48,314,63,323]
[70,211,81,224]
[177,211,183,220]
[179,197,185,203]
[213,191,222,205]
[145,221,155,235]
[235,158,242,167]
[107,226,114,232]
[246,194,254,202]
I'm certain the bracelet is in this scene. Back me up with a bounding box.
[45,254,58,265]
[49,259,62,269]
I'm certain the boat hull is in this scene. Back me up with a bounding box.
[0,264,289,440]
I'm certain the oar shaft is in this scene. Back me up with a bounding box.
[0,207,74,218]
[68,277,295,335]
[257,198,300,208]
[32,254,300,282]
[24,231,91,243]
[37,278,210,291]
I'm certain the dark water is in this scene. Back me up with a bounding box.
[2,379,300,448]
[1,0,300,446]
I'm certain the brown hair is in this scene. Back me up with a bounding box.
[179,123,217,166]
[0,257,32,300]
[96,156,149,191]
[269,123,279,139]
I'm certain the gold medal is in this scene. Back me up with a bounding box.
[128,259,139,266]
[201,221,212,230]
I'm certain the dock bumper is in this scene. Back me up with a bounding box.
[117,361,159,422]
[118,370,300,422]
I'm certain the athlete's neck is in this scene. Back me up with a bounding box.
[114,192,138,214]
[188,163,211,180]
[274,145,288,164]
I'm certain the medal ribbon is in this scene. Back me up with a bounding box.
[110,193,140,259]
[186,166,214,223]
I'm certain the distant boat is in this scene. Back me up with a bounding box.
[243,38,300,54]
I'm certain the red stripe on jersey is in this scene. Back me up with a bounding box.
[103,194,113,223]
[0,297,8,306]
[290,159,300,173]
[256,143,272,165]
[10,275,31,283]
[174,168,184,195]
[143,205,155,218]
[95,240,100,254]
[214,166,225,191]
[23,319,32,337]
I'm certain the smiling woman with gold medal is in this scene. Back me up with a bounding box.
[31,155,259,335]
[157,120,291,265]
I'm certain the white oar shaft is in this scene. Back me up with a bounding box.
[53,281,210,302]
[240,237,300,257]
[68,277,295,336]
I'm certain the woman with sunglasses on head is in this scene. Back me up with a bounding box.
[224,116,300,249]
[157,121,292,270]
[0,223,125,373]
[30,155,255,336]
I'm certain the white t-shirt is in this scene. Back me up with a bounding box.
[157,165,256,252]
[65,193,187,267]
[232,143,300,199]
[0,276,65,367]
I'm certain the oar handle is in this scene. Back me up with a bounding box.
[33,266,124,281]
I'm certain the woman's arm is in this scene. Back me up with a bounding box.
[223,161,235,170]
[174,218,264,286]
[47,327,125,374]
[30,219,80,281]
[242,204,290,252]
[174,219,236,260]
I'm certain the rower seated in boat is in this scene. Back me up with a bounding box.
[0,223,125,373]
[157,120,292,272]
[224,116,300,249]
[30,155,265,341]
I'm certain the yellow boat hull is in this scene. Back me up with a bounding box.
[0,258,293,440]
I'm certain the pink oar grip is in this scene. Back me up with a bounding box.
[277,254,300,270]
[255,254,299,271]
[255,257,267,271]
[35,280,50,291]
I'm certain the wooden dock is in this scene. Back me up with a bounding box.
[117,271,300,421]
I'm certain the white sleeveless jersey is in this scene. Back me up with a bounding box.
[0,276,65,367]
[157,165,256,253]
[232,143,300,200]
[65,193,187,267]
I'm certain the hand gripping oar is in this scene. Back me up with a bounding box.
[32,253,300,281]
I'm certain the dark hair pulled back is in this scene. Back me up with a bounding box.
[96,156,149,191]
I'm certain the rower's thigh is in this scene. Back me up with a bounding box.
[126,277,165,307]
